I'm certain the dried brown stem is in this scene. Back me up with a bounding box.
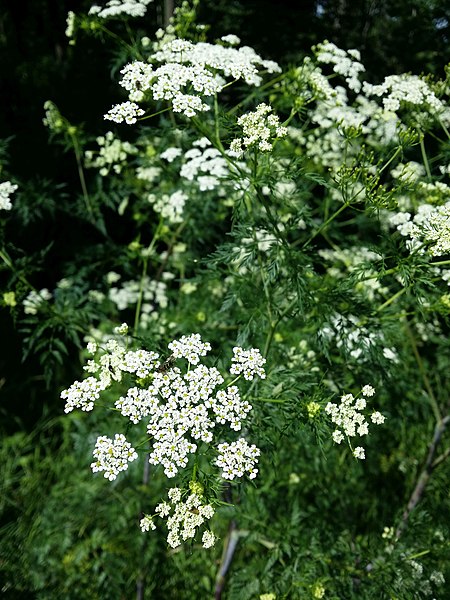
[215,520,239,600]
[395,415,450,541]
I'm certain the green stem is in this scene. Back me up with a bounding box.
[133,219,164,335]
[69,131,93,218]
[376,287,407,312]
[419,132,432,181]
[378,145,402,175]
[133,256,148,337]
[404,321,441,423]
[300,202,350,248]
[139,107,172,121]
[438,118,450,140]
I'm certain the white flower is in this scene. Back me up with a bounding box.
[148,488,216,548]
[325,385,385,457]
[332,430,344,444]
[113,39,281,119]
[89,0,153,19]
[216,438,260,480]
[61,376,107,413]
[115,387,159,423]
[114,322,129,335]
[65,11,76,38]
[90,433,138,480]
[371,411,385,424]
[315,41,365,93]
[23,288,52,314]
[353,446,365,459]
[202,530,216,548]
[160,147,183,162]
[361,385,376,397]
[104,101,145,125]
[140,515,156,532]
[168,333,211,365]
[230,346,266,380]
[151,190,188,223]
[220,34,241,46]
[229,104,287,156]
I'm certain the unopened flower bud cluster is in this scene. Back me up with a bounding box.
[325,385,385,459]
[229,104,288,158]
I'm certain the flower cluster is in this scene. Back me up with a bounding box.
[90,433,138,480]
[104,100,145,124]
[229,103,288,158]
[216,438,260,479]
[89,0,153,19]
[148,189,188,223]
[325,385,385,459]
[168,333,212,364]
[140,486,216,549]
[23,288,52,314]
[230,346,266,380]
[363,74,446,117]
[0,181,18,211]
[314,40,365,93]
[390,201,450,257]
[85,131,137,176]
[62,376,106,413]
[106,39,281,120]
[108,274,169,327]
[61,332,265,481]
[319,313,398,363]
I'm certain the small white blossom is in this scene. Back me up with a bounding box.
[216,438,260,480]
[361,385,376,397]
[115,387,159,423]
[147,488,215,548]
[140,515,156,532]
[114,322,129,335]
[202,530,216,548]
[160,147,183,162]
[229,104,287,157]
[371,411,386,424]
[61,376,107,413]
[220,34,241,46]
[89,0,153,19]
[104,101,145,125]
[326,386,385,458]
[23,288,52,314]
[168,333,211,365]
[90,433,138,480]
[65,11,76,38]
[353,446,365,460]
[230,346,266,380]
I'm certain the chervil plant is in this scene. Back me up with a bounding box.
[1,1,450,598]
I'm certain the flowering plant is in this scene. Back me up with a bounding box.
[1,1,449,598]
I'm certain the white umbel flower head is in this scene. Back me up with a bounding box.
[0,181,18,210]
[90,433,138,480]
[230,347,266,380]
[216,438,260,480]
